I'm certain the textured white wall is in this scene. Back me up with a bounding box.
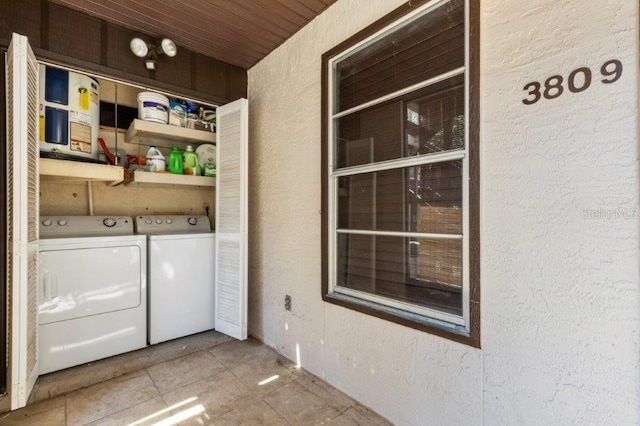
[481,1,639,424]
[248,0,640,424]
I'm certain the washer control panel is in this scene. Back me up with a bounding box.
[134,215,211,235]
[39,216,134,239]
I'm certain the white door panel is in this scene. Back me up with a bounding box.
[149,235,215,344]
[6,32,39,409]
[39,245,143,324]
[215,98,248,340]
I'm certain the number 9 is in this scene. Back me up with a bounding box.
[601,60,622,84]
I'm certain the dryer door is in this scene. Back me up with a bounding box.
[39,244,143,324]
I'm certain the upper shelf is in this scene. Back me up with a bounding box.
[39,158,124,186]
[125,119,216,150]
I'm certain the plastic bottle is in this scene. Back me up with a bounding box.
[183,145,201,176]
[168,146,183,174]
[145,145,165,172]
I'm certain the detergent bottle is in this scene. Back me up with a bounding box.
[145,145,165,172]
[168,146,183,174]
[183,145,201,176]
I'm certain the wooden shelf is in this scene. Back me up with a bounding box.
[125,119,215,150]
[39,158,124,186]
[126,170,216,189]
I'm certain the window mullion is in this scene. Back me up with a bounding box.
[332,149,465,178]
[331,66,465,121]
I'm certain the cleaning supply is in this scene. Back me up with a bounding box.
[146,145,166,172]
[168,146,183,174]
[183,145,201,176]
[203,162,216,177]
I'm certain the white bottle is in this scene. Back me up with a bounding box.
[146,145,166,172]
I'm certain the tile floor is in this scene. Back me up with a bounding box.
[0,331,391,425]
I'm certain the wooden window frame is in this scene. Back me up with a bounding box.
[321,0,480,347]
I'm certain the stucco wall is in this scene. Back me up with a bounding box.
[248,0,640,424]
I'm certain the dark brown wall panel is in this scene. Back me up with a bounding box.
[194,55,228,100]
[0,0,42,49]
[228,64,249,102]
[154,48,192,91]
[48,3,101,63]
[0,1,247,105]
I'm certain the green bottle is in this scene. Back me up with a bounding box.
[183,145,201,176]
[168,146,183,174]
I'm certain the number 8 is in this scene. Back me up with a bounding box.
[543,75,564,99]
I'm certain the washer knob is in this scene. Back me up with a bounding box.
[42,219,52,227]
[103,218,116,227]
[187,217,198,226]
[57,219,68,226]
[145,218,152,225]
[156,218,163,224]
[166,218,173,224]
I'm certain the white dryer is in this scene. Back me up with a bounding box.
[38,216,147,375]
[135,215,215,344]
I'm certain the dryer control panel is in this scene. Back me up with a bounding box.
[39,216,134,239]
[134,215,212,235]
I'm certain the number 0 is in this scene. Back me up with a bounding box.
[568,67,591,93]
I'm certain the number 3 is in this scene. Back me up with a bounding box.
[522,82,541,105]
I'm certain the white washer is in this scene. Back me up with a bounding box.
[135,215,215,345]
[38,216,147,375]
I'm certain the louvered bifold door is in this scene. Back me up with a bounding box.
[215,98,248,340]
[6,33,39,410]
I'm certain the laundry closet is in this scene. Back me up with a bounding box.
[6,33,248,409]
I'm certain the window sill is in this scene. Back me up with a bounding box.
[322,292,480,348]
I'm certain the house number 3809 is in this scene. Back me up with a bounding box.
[522,59,623,105]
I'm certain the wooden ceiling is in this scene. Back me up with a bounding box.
[49,0,337,70]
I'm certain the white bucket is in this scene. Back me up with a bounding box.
[137,92,169,124]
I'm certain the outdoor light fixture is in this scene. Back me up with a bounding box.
[130,37,177,70]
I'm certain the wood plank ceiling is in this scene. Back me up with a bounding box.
[49,0,337,70]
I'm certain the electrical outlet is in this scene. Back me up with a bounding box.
[284,295,292,311]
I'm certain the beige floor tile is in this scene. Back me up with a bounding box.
[209,337,273,369]
[229,349,304,395]
[0,396,66,425]
[154,331,232,362]
[160,369,259,425]
[209,400,287,426]
[352,404,392,425]
[296,374,356,413]
[30,346,164,404]
[65,370,159,426]
[7,337,388,426]
[329,405,393,426]
[264,380,343,424]
[146,350,228,395]
[85,396,170,426]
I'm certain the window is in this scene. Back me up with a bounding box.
[321,0,479,346]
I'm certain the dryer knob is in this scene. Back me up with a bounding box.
[42,219,52,227]
[57,219,68,226]
[103,218,116,227]
[187,217,198,226]
[145,218,152,225]
[166,218,173,224]
[156,218,163,224]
